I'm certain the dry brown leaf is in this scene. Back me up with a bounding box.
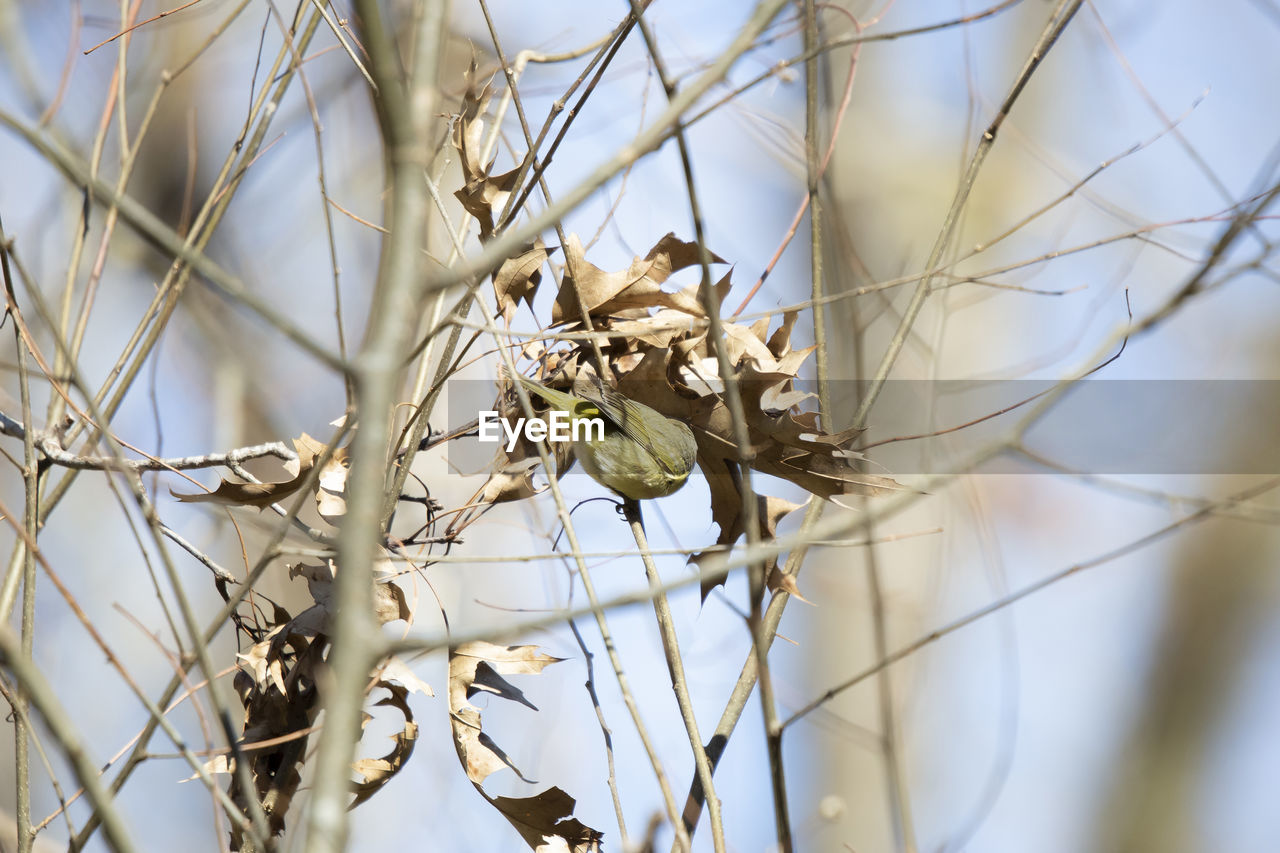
[479,456,544,504]
[446,643,600,850]
[551,233,725,324]
[350,683,419,808]
[236,637,273,692]
[450,642,561,705]
[487,787,603,852]
[475,384,579,504]
[169,478,302,508]
[694,492,806,600]
[289,560,334,606]
[170,433,347,515]
[375,657,434,698]
[315,448,350,522]
[723,320,777,369]
[281,561,411,630]
[450,59,528,242]
[453,59,495,182]
[448,641,561,786]
[374,580,412,626]
[471,230,905,606]
[222,551,426,844]
[767,565,812,603]
[766,309,800,357]
[181,753,233,782]
[457,166,521,242]
[604,308,709,348]
[228,604,318,847]
[494,239,554,322]
[587,310,905,597]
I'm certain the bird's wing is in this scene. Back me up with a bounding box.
[587,383,688,476]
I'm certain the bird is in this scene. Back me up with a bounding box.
[509,369,698,500]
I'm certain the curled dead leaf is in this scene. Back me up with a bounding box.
[767,565,811,604]
[315,448,350,522]
[374,579,412,626]
[458,166,521,242]
[446,642,599,849]
[170,433,348,516]
[551,232,726,324]
[494,239,555,322]
[375,657,434,698]
[350,683,419,808]
[453,59,496,182]
[488,787,603,852]
[448,642,562,783]
[480,456,545,504]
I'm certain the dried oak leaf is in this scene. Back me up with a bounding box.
[286,560,411,630]
[693,491,807,601]
[171,433,332,508]
[350,683,419,808]
[375,656,434,699]
[494,239,555,322]
[237,601,327,695]
[227,600,322,846]
[767,564,811,603]
[489,787,603,852]
[452,58,495,182]
[344,659,433,808]
[457,166,521,242]
[374,578,413,626]
[451,59,524,242]
[315,445,351,523]
[448,642,600,850]
[475,384,577,504]
[448,641,561,785]
[183,753,232,782]
[605,307,709,349]
[551,232,726,324]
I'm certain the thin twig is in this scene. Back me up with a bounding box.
[0,627,138,853]
[158,524,241,585]
[416,70,692,840]
[307,0,375,89]
[482,276,690,849]
[566,619,629,846]
[305,1,444,849]
[4,206,39,853]
[420,0,794,295]
[625,2,775,847]
[853,0,1085,428]
[268,0,352,376]
[5,222,276,849]
[0,109,344,376]
[0,424,296,473]
[782,476,1280,730]
[623,500,722,850]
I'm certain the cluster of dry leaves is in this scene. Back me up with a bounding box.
[444,69,901,848]
[172,436,433,844]
[458,60,898,603]
[174,433,601,848]
[166,67,896,852]
[479,229,899,596]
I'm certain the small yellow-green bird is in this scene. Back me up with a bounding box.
[512,371,698,500]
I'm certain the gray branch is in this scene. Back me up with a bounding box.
[0,413,296,473]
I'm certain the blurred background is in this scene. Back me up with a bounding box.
[2,0,1279,851]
